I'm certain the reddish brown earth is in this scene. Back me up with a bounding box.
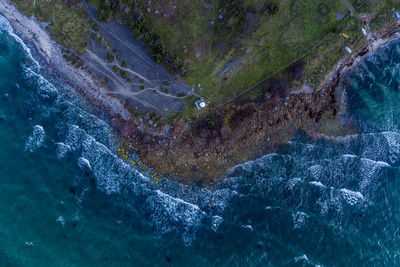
[109,24,400,185]
[76,24,400,186]
[109,68,352,185]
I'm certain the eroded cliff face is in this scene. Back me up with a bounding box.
[110,23,400,185]
[111,67,352,185]
[7,0,400,184]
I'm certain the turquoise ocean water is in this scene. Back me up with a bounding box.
[1,15,400,266]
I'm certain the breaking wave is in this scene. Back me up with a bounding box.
[4,12,400,265]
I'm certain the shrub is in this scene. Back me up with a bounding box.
[119,69,128,79]
[98,0,113,22]
[107,53,114,62]
[92,23,99,31]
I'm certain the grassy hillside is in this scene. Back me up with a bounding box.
[14,0,92,53]
[92,0,400,106]
[11,0,400,110]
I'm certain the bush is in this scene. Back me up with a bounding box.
[98,9,112,22]
[98,0,113,22]
[119,69,128,79]
[214,0,248,35]
[121,61,128,68]
[92,23,99,31]
[116,55,122,61]
[107,53,114,62]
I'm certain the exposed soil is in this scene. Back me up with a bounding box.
[109,69,348,185]
[3,0,400,186]
[109,23,400,185]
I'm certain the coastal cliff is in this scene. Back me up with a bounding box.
[2,0,400,184]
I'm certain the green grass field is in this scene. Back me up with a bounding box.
[14,0,91,53]
[109,0,400,106]
[11,0,400,118]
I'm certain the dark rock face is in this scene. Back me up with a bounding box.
[110,71,351,185]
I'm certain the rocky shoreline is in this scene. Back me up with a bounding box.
[112,23,400,185]
[1,0,400,185]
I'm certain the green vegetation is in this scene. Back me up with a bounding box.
[107,53,114,62]
[97,0,112,22]
[89,0,400,107]
[13,0,91,53]
[11,0,400,121]
[111,64,129,78]
[92,23,99,31]
[119,68,128,79]
[92,0,184,73]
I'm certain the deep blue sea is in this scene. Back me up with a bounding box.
[1,15,400,266]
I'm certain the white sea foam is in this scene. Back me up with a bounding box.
[310,181,325,187]
[24,67,58,98]
[358,158,389,195]
[241,225,253,231]
[55,142,71,159]
[0,14,13,33]
[25,125,45,152]
[287,178,302,188]
[24,241,34,247]
[0,15,39,69]
[294,254,309,263]
[307,165,323,180]
[56,215,65,227]
[292,211,309,229]
[340,188,364,205]
[144,190,205,245]
[211,215,223,232]
[77,157,91,171]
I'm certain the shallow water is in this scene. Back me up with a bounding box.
[1,15,400,266]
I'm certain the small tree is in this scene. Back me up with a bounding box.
[98,0,112,22]
[107,53,114,63]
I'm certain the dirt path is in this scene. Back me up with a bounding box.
[79,1,204,115]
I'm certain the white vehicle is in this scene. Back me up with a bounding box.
[361,28,367,36]
[345,46,352,54]
[195,100,207,109]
